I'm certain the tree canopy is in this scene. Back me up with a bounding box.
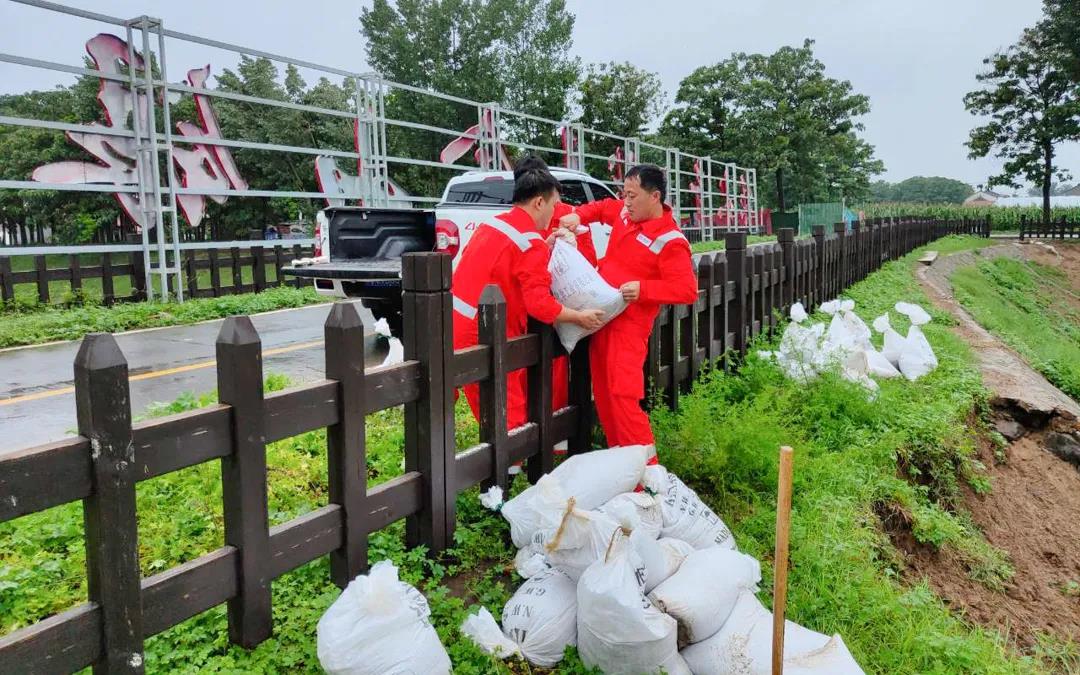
[869,176,974,204]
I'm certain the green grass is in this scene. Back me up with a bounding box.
[653,241,1065,674]
[951,253,1080,401]
[691,234,778,253]
[0,236,1071,673]
[0,285,324,348]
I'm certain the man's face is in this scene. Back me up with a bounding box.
[536,190,558,229]
[623,176,657,222]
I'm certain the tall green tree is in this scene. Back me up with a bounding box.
[360,0,579,196]
[868,176,974,204]
[659,39,883,210]
[1042,0,1080,82]
[577,62,665,138]
[964,29,1080,222]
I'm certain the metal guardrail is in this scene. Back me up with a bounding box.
[1,0,761,302]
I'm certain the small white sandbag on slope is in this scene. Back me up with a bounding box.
[643,465,736,550]
[502,567,578,667]
[872,313,907,367]
[898,325,938,381]
[548,239,627,353]
[647,547,762,646]
[577,533,689,675]
[680,590,864,675]
[316,561,451,675]
[894,301,932,326]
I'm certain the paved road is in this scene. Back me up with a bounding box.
[0,302,388,452]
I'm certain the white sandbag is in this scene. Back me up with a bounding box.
[535,500,622,582]
[502,567,578,667]
[680,591,864,675]
[840,350,879,393]
[873,313,907,367]
[550,445,649,511]
[577,533,688,675]
[865,348,902,378]
[790,302,808,323]
[840,310,872,349]
[633,534,696,594]
[819,299,842,315]
[461,607,522,659]
[600,492,663,540]
[380,337,404,367]
[840,299,855,313]
[898,324,937,381]
[823,313,858,358]
[647,547,762,646]
[317,560,451,675]
[498,446,647,549]
[894,301,931,326]
[548,239,627,353]
[500,474,570,549]
[514,547,550,578]
[643,465,736,550]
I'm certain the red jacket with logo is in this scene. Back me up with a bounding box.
[573,198,697,339]
[451,206,563,347]
[543,201,598,267]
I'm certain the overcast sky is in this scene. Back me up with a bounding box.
[3,0,1077,191]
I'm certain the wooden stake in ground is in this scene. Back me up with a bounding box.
[772,445,795,675]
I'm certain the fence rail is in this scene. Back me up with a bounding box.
[0,217,987,673]
[0,242,314,305]
[1018,216,1080,240]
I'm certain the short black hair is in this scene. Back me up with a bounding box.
[512,154,561,203]
[626,164,666,200]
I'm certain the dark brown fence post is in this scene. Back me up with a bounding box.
[0,256,13,304]
[186,250,198,299]
[567,336,593,456]
[769,243,781,331]
[70,254,82,294]
[101,252,116,306]
[478,285,510,493]
[678,292,695,394]
[324,301,369,587]
[695,254,714,375]
[726,232,747,356]
[274,245,286,287]
[209,249,222,297]
[811,226,826,308]
[252,246,267,292]
[230,247,243,293]
[748,246,761,341]
[291,245,304,288]
[216,316,272,647]
[833,223,847,295]
[778,229,795,312]
[712,251,729,366]
[526,318,555,482]
[131,250,147,301]
[850,221,861,282]
[402,253,453,552]
[35,255,49,304]
[75,334,145,673]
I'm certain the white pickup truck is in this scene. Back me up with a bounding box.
[284,169,618,334]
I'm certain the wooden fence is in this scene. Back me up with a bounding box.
[0,244,314,306]
[1018,215,1080,241]
[0,217,986,673]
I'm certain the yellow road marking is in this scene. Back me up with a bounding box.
[0,339,324,407]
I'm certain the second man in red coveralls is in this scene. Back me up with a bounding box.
[452,157,605,429]
[559,164,698,460]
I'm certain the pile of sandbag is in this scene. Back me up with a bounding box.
[761,298,938,391]
[464,449,864,674]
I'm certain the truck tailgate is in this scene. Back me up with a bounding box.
[283,259,401,280]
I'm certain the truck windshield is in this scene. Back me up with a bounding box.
[444,179,514,205]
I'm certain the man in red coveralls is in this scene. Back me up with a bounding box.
[452,157,605,430]
[559,164,698,461]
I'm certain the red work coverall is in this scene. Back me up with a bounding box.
[541,202,599,418]
[452,206,564,429]
[572,198,697,449]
